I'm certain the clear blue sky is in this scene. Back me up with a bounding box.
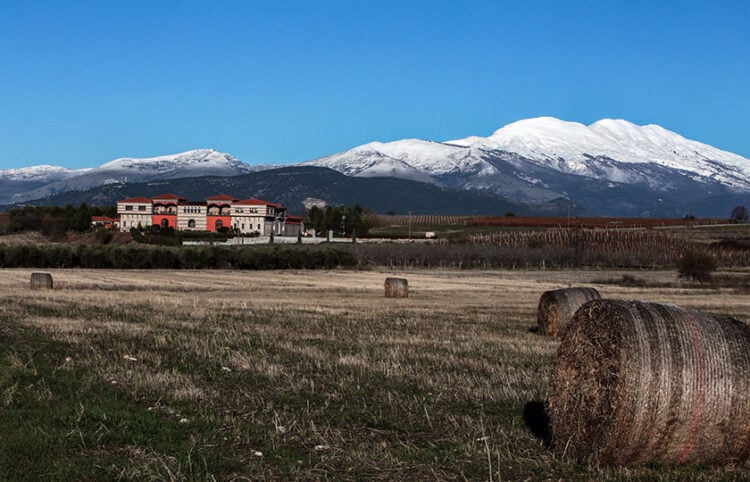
[1,0,749,169]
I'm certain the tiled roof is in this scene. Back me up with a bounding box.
[206,194,239,202]
[91,216,116,222]
[119,196,153,203]
[151,193,186,201]
[235,198,278,206]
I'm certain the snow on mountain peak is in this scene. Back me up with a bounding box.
[99,148,244,171]
[444,116,750,186]
[0,164,85,182]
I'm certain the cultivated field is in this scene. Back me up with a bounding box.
[2,268,750,480]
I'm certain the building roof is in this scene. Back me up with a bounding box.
[235,198,282,208]
[152,193,187,201]
[91,216,117,223]
[205,194,239,202]
[287,215,303,224]
[119,196,153,204]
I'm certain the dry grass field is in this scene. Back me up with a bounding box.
[2,267,750,480]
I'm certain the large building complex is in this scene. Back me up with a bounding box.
[117,193,302,235]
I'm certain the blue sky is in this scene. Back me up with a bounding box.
[1,0,749,169]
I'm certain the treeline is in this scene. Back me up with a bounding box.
[0,204,115,238]
[306,205,372,237]
[0,244,356,269]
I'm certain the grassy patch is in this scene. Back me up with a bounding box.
[1,269,749,479]
[0,320,239,480]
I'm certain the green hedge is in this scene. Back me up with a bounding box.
[0,244,356,270]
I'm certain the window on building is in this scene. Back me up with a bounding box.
[241,223,245,230]
[161,219,169,228]
[188,219,196,228]
[138,205,146,211]
[125,205,133,211]
[215,220,223,229]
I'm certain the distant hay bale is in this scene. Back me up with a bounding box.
[549,299,750,466]
[384,277,408,298]
[30,272,54,289]
[536,287,600,336]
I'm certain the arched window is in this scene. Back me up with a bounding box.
[161,219,169,228]
[188,219,196,228]
[215,220,224,230]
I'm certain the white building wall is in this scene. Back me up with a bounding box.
[177,205,207,230]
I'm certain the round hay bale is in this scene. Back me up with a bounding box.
[549,299,750,465]
[384,277,408,298]
[30,272,54,289]
[536,287,600,336]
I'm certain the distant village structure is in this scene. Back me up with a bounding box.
[116,193,302,236]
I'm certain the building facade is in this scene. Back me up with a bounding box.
[117,193,302,235]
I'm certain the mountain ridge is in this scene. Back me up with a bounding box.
[2,117,749,217]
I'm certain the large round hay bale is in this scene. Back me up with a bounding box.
[549,299,750,465]
[536,287,600,336]
[384,277,408,298]
[30,272,54,289]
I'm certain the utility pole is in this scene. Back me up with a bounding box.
[408,210,412,240]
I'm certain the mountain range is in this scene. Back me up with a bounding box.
[2,117,749,217]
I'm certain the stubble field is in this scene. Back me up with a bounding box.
[2,267,750,480]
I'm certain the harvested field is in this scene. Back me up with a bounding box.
[1,268,750,480]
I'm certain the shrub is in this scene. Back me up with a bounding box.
[678,250,718,282]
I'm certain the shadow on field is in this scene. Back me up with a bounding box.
[523,400,552,447]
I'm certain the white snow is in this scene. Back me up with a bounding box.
[305,138,496,177]
[99,148,249,173]
[448,116,750,187]
[0,164,86,182]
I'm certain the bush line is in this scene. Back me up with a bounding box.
[0,244,357,270]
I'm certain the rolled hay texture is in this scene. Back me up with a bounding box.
[384,277,408,298]
[30,272,54,289]
[536,287,600,336]
[549,299,750,466]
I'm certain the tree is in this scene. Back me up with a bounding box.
[731,205,749,223]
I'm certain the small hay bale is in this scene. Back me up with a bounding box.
[536,287,600,336]
[30,272,54,289]
[384,277,408,298]
[549,299,750,466]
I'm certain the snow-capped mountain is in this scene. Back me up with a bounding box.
[0,164,85,182]
[0,165,87,203]
[0,149,275,204]
[447,117,750,189]
[305,117,750,216]
[4,118,750,217]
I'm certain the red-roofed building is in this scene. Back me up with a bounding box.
[91,216,118,230]
[116,194,301,235]
[117,196,153,230]
[151,193,187,230]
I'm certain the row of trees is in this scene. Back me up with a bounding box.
[305,205,372,237]
[0,204,115,239]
